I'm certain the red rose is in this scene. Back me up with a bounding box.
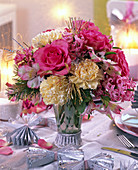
[34,39,71,76]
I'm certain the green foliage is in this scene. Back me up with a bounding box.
[6,78,39,101]
[81,89,92,102]
[75,99,86,114]
[127,89,134,91]
[105,51,116,56]
[71,88,92,115]
[112,47,122,50]
[101,95,111,108]
[60,112,65,125]
[88,114,90,119]
[58,105,65,120]
[74,112,81,128]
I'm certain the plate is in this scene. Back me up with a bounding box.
[114,115,138,137]
[121,112,138,128]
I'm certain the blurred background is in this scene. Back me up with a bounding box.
[0,0,112,46]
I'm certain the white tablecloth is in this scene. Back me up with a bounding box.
[0,106,137,170]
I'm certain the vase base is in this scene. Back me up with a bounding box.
[54,131,82,148]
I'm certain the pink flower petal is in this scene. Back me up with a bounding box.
[0,139,7,147]
[38,139,53,150]
[27,76,41,88]
[18,65,36,80]
[32,63,40,72]
[82,114,93,121]
[0,146,13,155]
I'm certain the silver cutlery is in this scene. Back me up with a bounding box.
[117,134,138,149]
[101,147,138,160]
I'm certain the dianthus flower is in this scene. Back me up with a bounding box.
[106,49,129,76]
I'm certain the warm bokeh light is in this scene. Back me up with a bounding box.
[51,3,71,27]
[0,52,15,92]
[52,3,71,21]
[57,8,68,17]
[117,24,138,49]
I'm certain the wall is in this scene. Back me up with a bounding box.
[94,0,110,35]
[1,0,138,44]
[0,0,93,45]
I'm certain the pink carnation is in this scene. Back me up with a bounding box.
[14,51,25,65]
[14,47,33,66]
[81,29,112,52]
[106,49,129,76]
[72,20,99,32]
[34,39,71,76]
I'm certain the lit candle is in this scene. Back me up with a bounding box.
[115,24,138,81]
[53,2,70,27]
[0,51,15,94]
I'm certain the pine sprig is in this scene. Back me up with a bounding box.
[7,78,39,101]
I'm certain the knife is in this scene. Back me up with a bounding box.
[101,147,138,160]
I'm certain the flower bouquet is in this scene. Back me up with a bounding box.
[6,18,136,147]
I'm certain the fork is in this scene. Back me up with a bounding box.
[117,134,138,149]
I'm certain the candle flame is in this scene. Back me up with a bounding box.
[57,8,68,17]
[0,52,15,92]
[117,24,138,49]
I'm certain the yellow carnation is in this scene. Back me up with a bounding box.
[32,29,63,48]
[40,76,68,105]
[69,59,103,89]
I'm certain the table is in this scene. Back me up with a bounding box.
[0,105,137,170]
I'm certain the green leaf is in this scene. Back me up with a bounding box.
[105,52,116,56]
[107,113,112,119]
[70,87,91,114]
[74,113,80,128]
[127,89,134,91]
[101,95,111,108]
[60,112,65,125]
[58,105,65,119]
[109,39,113,44]
[112,47,122,50]
[75,101,86,114]
[81,89,92,103]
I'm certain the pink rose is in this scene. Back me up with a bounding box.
[81,30,112,52]
[34,39,71,76]
[106,49,129,76]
